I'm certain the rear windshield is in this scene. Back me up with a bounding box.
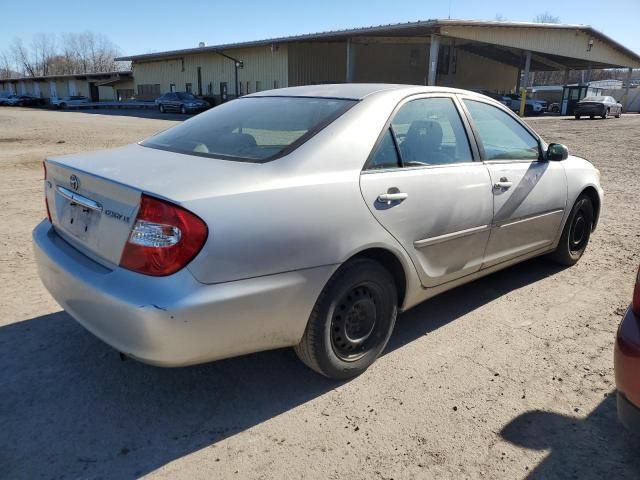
[582,96,606,102]
[142,96,356,162]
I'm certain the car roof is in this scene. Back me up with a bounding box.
[247,83,486,101]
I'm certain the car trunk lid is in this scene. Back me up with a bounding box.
[45,160,142,267]
[44,143,267,268]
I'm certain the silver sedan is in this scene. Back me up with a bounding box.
[33,84,603,379]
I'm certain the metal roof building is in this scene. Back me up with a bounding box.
[0,71,133,102]
[114,19,640,107]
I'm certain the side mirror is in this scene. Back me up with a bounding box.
[547,143,569,161]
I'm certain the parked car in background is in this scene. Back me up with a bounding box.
[574,96,622,119]
[33,84,602,379]
[155,92,210,114]
[615,265,640,431]
[0,93,17,105]
[3,94,45,106]
[50,96,90,109]
[548,102,561,114]
[501,93,547,116]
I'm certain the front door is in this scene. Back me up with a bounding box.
[359,96,493,288]
[461,98,567,268]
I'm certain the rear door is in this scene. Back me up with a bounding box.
[359,95,493,288]
[460,97,567,267]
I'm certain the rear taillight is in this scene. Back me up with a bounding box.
[632,266,640,317]
[119,194,208,276]
[43,161,51,222]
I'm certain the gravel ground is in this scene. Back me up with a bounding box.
[1,107,639,479]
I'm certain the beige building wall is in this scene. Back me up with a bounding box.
[98,85,115,101]
[288,42,347,86]
[444,49,518,91]
[132,44,289,98]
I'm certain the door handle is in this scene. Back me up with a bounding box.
[378,192,408,203]
[493,177,513,191]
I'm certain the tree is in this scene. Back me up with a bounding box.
[0,31,124,77]
[534,12,560,24]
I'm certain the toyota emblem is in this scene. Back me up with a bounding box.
[69,174,80,191]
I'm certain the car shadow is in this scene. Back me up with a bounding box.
[501,395,640,479]
[1,257,568,478]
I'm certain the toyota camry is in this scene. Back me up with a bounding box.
[33,84,603,379]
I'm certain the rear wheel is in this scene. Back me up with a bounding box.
[550,194,594,266]
[615,109,621,118]
[60,102,67,109]
[294,258,398,380]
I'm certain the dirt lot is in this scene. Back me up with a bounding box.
[1,107,639,479]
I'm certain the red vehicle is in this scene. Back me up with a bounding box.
[615,265,640,430]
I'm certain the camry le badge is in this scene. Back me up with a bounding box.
[69,174,80,191]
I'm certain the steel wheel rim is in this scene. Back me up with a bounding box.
[330,283,384,362]
[570,211,588,252]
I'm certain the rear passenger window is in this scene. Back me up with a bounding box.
[366,129,400,170]
[391,97,473,166]
[463,99,540,160]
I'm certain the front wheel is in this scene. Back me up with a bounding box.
[602,109,609,119]
[550,194,594,266]
[294,258,398,380]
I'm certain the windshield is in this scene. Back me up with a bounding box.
[176,92,196,100]
[582,96,606,102]
[142,96,356,162]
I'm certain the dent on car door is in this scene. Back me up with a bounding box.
[461,98,567,267]
[359,96,493,288]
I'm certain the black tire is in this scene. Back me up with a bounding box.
[550,194,594,266]
[159,104,165,113]
[180,104,187,114]
[615,110,621,118]
[60,102,66,109]
[294,258,398,380]
[574,114,580,120]
[602,109,609,119]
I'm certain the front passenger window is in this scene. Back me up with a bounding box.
[463,99,540,161]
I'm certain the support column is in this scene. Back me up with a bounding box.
[623,67,632,112]
[446,38,456,86]
[427,34,440,86]
[522,51,532,88]
[346,39,356,83]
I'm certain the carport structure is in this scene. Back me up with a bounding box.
[292,20,640,97]
[119,19,640,107]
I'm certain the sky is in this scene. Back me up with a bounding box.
[1,0,639,57]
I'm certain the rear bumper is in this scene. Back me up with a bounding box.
[33,220,335,366]
[614,306,640,430]
[575,106,605,116]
